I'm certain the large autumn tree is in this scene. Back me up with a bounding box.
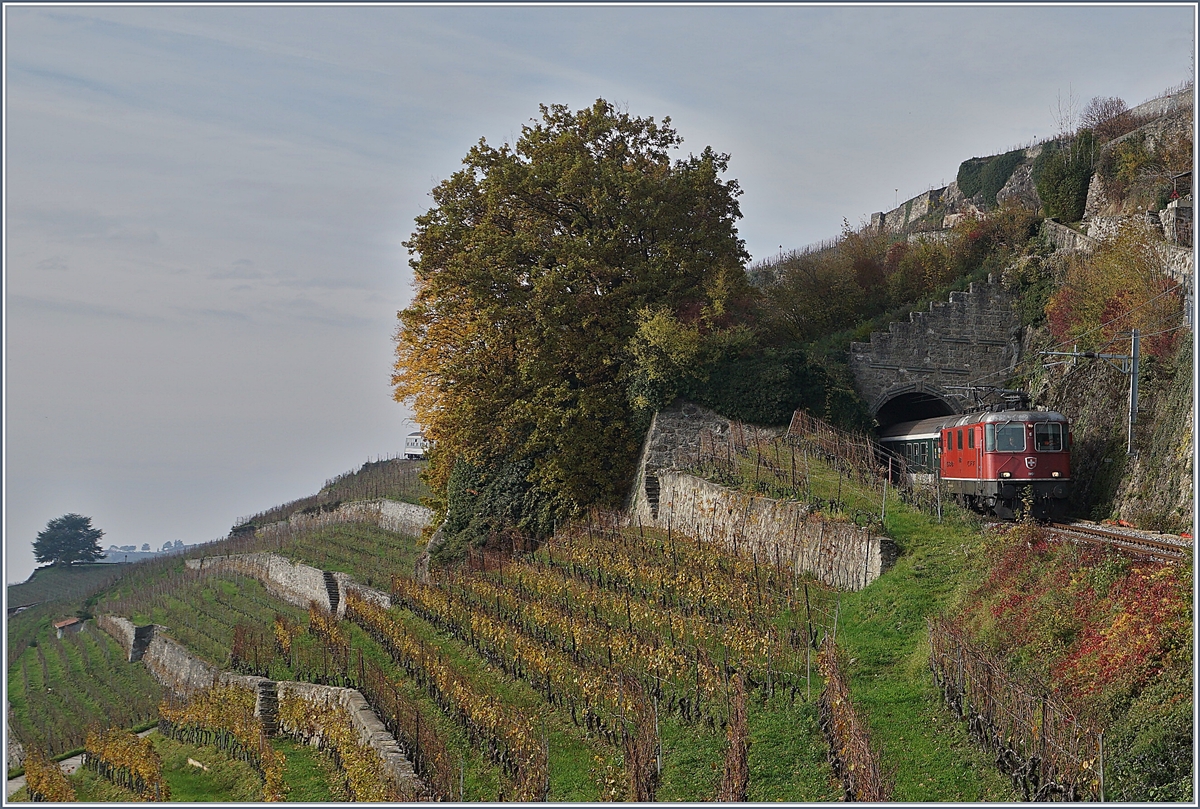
[394,100,748,543]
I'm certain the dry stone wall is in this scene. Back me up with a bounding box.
[279,498,433,537]
[97,614,137,659]
[186,553,338,615]
[630,471,895,591]
[276,681,417,794]
[1043,219,1099,254]
[848,281,1021,415]
[98,612,420,795]
[184,553,394,618]
[627,399,785,515]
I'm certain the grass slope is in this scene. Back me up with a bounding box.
[833,507,1018,800]
[7,563,126,609]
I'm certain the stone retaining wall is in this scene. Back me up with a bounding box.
[848,281,1021,415]
[97,615,421,795]
[96,614,137,659]
[276,681,417,795]
[145,633,266,696]
[184,553,392,619]
[1043,219,1099,254]
[281,498,433,538]
[630,471,896,591]
[186,553,338,615]
[627,399,785,514]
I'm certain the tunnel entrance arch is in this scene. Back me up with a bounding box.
[871,383,960,430]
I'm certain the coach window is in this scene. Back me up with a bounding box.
[995,422,1026,452]
[1034,422,1063,452]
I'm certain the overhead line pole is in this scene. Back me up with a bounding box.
[1040,328,1140,455]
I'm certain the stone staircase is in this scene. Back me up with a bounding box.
[255,681,279,736]
[644,474,661,519]
[323,570,341,615]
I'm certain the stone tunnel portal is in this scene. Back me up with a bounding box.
[872,388,959,431]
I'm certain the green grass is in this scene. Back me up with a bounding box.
[151,732,263,801]
[272,737,341,802]
[831,506,1019,801]
[655,712,725,800]
[746,694,840,801]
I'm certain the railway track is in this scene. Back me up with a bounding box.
[1047,521,1192,562]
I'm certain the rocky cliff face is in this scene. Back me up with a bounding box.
[1020,313,1192,531]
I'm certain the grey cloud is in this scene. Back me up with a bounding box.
[11,206,160,246]
[8,293,176,325]
[208,260,264,280]
[35,256,69,272]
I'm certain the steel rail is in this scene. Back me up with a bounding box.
[1047,521,1190,562]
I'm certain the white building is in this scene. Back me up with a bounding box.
[404,431,431,460]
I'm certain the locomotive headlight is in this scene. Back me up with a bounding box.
[1000,472,1012,478]
[1051,471,1060,478]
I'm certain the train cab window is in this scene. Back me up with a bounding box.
[968,429,975,449]
[956,430,963,451]
[994,422,1026,452]
[985,424,995,451]
[1034,422,1063,452]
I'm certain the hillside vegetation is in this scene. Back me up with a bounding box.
[9,87,1191,802]
[9,412,1190,800]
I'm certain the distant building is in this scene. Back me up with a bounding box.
[53,617,83,639]
[404,431,431,460]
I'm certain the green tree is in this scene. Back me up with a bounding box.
[1032,130,1095,222]
[394,100,749,539]
[33,513,104,566]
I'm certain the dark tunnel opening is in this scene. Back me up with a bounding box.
[873,390,958,431]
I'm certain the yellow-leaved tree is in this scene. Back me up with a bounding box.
[394,100,749,553]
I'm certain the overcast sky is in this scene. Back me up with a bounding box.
[4,3,1194,584]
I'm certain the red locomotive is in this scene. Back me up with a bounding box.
[879,409,1071,520]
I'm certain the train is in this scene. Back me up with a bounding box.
[878,408,1071,521]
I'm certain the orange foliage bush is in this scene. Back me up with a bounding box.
[965,524,1191,722]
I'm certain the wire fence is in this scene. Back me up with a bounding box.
[675,409,947,526]
[928,616,1103,802]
